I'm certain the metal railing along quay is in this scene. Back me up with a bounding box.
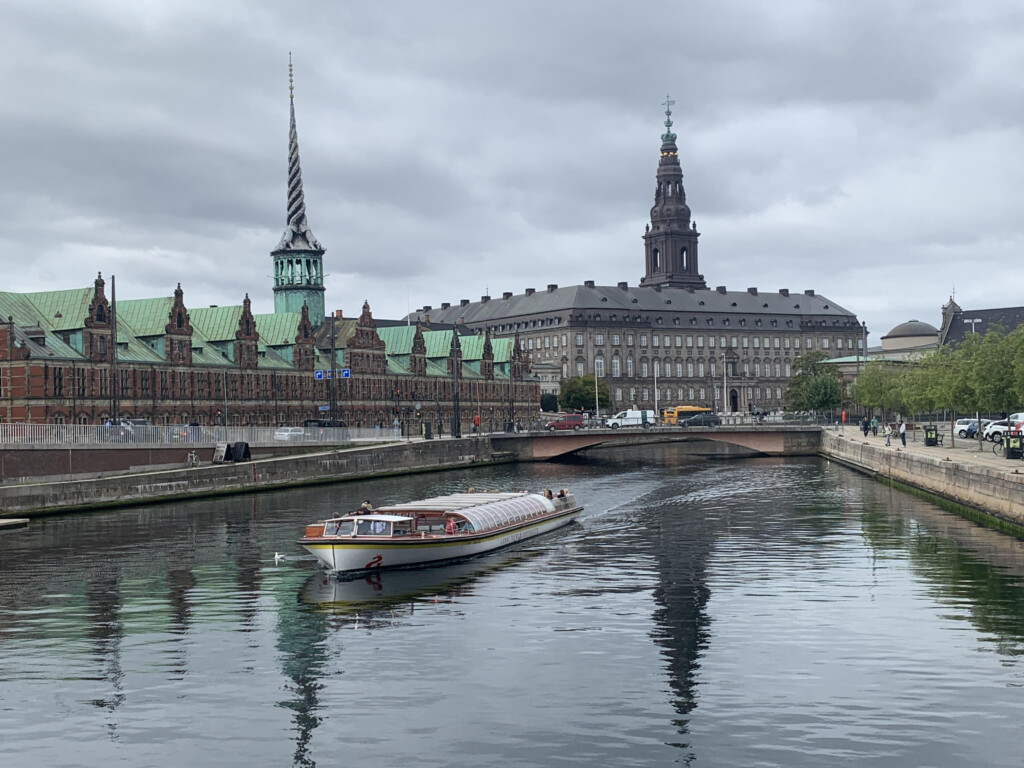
[0,423,418,448]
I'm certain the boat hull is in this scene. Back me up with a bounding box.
[301,506,580,574]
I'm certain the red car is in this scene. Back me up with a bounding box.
[545,414,584,431]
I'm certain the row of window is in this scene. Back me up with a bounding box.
[610,385,786,405]
[579,359,792,379]
[492,312,854,333]
[524,333,861,351]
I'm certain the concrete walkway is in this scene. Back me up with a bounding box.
[835,425,1024,475]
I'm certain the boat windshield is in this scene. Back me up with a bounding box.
[324,518,354,536]
[356,518,391,536]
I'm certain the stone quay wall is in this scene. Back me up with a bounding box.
[820,430,1024,525]
[0,438,512,518]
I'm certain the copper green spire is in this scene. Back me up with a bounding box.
[661,95,677,143]
[275,53,322,252]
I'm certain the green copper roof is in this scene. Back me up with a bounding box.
[189,306,245,342]
[20,288,94,331]
[254,312,304,347]
[116,297,174,337]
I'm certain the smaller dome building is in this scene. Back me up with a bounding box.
[880,319,939,355]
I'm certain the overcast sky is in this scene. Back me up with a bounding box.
[3,1,1023,344]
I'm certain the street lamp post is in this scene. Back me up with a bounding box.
[653,360,658,420]
[964,318,983,451]
[451,332,461,438]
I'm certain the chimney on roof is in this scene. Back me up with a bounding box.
[804,289,815,296]
[503,292,513,299]
[481,295,490,302]
[716,286,727,294]
[460,299,470,307]
[779,289,789,296]
[584,280,595,288]
[459,316,465,325]
[441,302,450,310]
[424,305,432,312]
[334,309,343,318]
[547,284,558,293]
[747,287,758,295]
[618,282,628,290]
[525,288,535,296]
[423,313,429,324]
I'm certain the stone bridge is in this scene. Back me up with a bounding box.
[489,425,823,461]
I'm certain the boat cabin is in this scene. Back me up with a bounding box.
[306,491,580,541]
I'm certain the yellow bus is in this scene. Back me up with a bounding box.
[661,405,712,425]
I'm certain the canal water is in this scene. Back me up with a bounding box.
[3,445,1024,767]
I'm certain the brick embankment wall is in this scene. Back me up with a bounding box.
[820,431,1024,525]
[0,438,511,518]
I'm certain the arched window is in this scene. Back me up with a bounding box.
[626,356,634,377]
[176,312,184,329]
[96,305,106,322]
[652,248,660,270]
[680,246,687,269]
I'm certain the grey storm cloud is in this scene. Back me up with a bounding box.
[2,0,1024,341]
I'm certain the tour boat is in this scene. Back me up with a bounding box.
[298,489,582,574]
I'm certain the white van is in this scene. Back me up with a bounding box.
[605,409,656,429]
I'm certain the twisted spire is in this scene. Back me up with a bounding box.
[275,54,322,252]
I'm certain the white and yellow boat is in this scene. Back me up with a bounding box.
[299,490,581,574]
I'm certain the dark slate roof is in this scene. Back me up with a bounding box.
[410,283,857,326]
[942,307,1024,346]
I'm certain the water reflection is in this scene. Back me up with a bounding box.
[4,451,1024,766]
[299,548,543,623]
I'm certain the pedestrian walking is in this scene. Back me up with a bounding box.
[899,420,906,447]
[861,416,870,437]
[870,416,878,436]
[884,423,892,446]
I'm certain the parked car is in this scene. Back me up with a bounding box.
[983,420,1010,442]
[274,426,306,441]
[679,412,722,428]
[954,418,992,438]
[169,425,217,442]
[545,414,584,431]
[102,418,162,443]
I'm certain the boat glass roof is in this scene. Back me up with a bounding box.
[379,492,555,534]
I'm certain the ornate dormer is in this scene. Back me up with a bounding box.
[447,330,462,376]
[271,56,326,326]
[641,96,705,289]
[292,303,316,370]
[481,329,495,380]
[347,300,387,374]
[409,323,427,376]
[234,294,260,369]
[164,283,194,366]
[84,272,113,363]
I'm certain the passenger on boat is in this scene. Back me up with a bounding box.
[544,489,553,499]
[557,489,567,498]
[444,517,457,535]
[351,501,373,515]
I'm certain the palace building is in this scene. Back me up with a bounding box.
[411,100,864,414]
[0,63,538,432]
